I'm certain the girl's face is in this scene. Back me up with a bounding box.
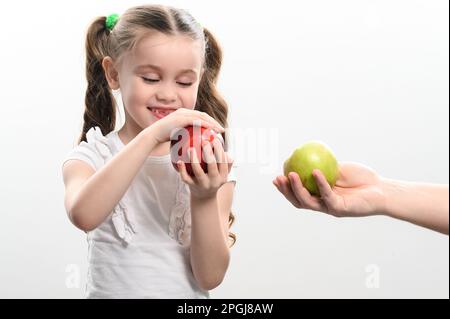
[110,32,204,130]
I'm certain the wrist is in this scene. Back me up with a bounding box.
[139,126,159,153]
[190,192,219,219]
[379,177,405,218]
[190,190,218,203]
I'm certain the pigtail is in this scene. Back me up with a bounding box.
[196,28,228,129]
[196,28,236,246]
[78,16,117,144]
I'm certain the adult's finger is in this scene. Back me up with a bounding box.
[274,175,303,209]
[288,172,325,211]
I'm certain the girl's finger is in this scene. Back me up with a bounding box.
[188,147,208,183]
[177,161,194,185]
[226,153,234,174]
[211,138,228,176]
[202,141,219,177]
[192,111,224,132]
[188,117,223,133]
[288,172,325,211]
[200,112,224,132]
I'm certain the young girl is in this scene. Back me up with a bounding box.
[62,5,236,298]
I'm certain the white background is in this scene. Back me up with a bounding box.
[0,0,448,298]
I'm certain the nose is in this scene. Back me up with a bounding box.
[156,82,177,104]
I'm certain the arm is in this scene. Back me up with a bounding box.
[63,109,224,232]
[273,162,449,235]
[190,182,234,290]
[381,179,449,235]
[176,138,234,290]
[63,127,158,231]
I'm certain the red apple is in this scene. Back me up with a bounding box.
[170,125,224,176]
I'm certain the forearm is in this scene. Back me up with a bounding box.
[381,178,449,234]
[190,194,230,290]
[70,127,159,231]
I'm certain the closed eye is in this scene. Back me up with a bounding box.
[142,77,159,83]
[177,82,193,87]
[142,77,192,87]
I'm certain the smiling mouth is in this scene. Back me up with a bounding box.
[147,107,177,119]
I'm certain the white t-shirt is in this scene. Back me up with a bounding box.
[61,127,236,299]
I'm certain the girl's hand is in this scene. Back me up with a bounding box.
[149,108,225,144]
[273,162,386,217]
[177,137,233,200]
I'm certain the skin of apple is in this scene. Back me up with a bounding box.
[284,142,338,196]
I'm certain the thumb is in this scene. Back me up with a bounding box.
[312,169,339,208]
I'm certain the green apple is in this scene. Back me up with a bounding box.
[283,141,339,195]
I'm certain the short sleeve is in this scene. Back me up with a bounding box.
[61,127,113,172]
[62,141,103,172]
[60,127,137,244]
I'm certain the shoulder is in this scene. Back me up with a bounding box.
[61,126,118,172]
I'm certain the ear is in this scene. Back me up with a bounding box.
[102,56,120,90]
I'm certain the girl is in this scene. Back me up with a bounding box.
[62,5,236,298]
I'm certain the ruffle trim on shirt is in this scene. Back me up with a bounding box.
[86,126,137,244]
[168,175,192,246]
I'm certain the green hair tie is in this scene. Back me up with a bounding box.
[105,13,119,31]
